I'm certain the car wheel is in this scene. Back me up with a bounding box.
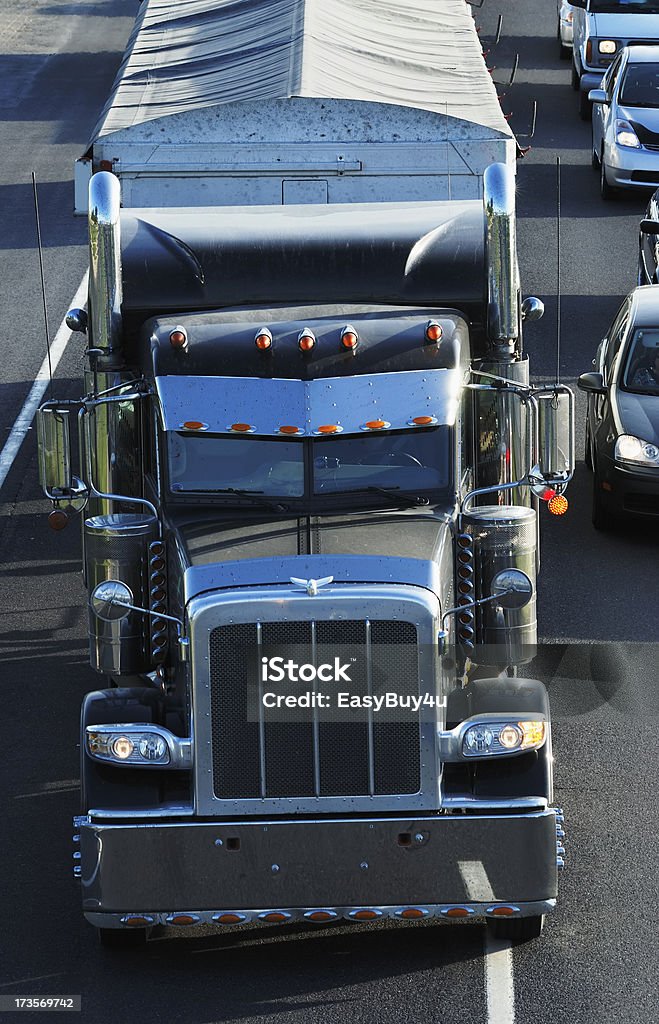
[487,915,544,942]
[571,60,580,91]
[578,88,591,121]
[600,151,616,200]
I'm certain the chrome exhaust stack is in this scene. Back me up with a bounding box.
[484,162,518,356]
[88,171,123,359]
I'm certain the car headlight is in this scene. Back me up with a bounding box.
[615,119,641,149]
[615,434,659,467]
[598,39,617,55]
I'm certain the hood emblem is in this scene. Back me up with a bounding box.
[290,575,334,596]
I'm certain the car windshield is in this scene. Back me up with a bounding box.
[590,1,659,12]
[620,65,659,107]
[167,427,451,502]
[622,328,659,393]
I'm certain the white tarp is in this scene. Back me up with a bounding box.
[89,0,512,143]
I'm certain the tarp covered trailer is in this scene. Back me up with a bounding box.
[75,0,516,212]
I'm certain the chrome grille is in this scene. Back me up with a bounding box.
[209,619,420,800]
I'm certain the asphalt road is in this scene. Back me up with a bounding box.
[0,1,657,1022]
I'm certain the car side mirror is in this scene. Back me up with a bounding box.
[640,219,659,236]
[577,371,606,395]
[588,89,608,106]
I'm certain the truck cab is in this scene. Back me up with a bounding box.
[570,0,659,118]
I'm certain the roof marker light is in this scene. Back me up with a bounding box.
[316,424,342,435]
[169,326,188,351]
[279,425,302,435]
[181,421,208,431]
[230,422,254,433]
[255,327,273,351]
[341,325,359,350]
[425,321,443,343]
[298,328,316,352]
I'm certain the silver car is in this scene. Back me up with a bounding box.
[557,0,574,60]
[590,44,659,198]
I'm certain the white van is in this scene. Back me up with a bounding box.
[570,0,659,118]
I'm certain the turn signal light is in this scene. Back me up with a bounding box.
[548,494,568,516]
[169,327,188,351]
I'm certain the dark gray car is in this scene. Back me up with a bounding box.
[578,286,659,528]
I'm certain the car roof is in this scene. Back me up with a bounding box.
[630,286,659,327]
[623,44,659,64]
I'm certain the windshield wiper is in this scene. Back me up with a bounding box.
[208,488,290,513]
[343,486,430,508]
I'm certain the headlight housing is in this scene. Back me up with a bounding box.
[615,119,641,149]
[615,434,659,467]
[438,714,547,761]
[86,724,192,768]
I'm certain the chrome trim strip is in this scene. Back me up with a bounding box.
[86,899,557,930]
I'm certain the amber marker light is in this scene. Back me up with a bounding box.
[279,425,302,435]
[409,415,437,427]
[548,494,569,516]
[350,910,380,920]
[444,907,472,918]
[316,424,342,434]
[363,419,390,430]
[181,420,207,431]
[255,327,273,350]
[168,914,198,926]
[305,910,337,921]
[213,913,245,924]
[399,908,426,919]
[425,321,443,343]
[341,325,359,350]
[259,912,290,923]
[489,906,516,917]
[230,422,253,433]
[298,328,316,352]
[169,326,188,350]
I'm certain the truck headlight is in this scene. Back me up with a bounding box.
[86,724,190,766]
[615,434,659,466]
[598,39,617,55]
[615,119,641,149]
[461,719,546,758]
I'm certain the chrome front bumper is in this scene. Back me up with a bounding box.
[78,810,560,921]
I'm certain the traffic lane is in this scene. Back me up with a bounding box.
[517,644,659,1024]
[0,0,136,470]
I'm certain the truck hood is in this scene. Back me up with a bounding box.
[591,12,659,35]
[170,508,454,600]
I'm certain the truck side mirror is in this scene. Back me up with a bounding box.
[534,390,575,484]
[37,406,75,497]
[640,219,659,236]
[36,404,89,512]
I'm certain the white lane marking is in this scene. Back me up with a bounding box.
[0,271,88,492]
[458,860,515,1024]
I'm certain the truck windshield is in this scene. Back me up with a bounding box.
[589,1,659,11]
[167,427,450,502]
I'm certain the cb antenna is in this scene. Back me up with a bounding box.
[556,156,561,386]
[32,171,54,401]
